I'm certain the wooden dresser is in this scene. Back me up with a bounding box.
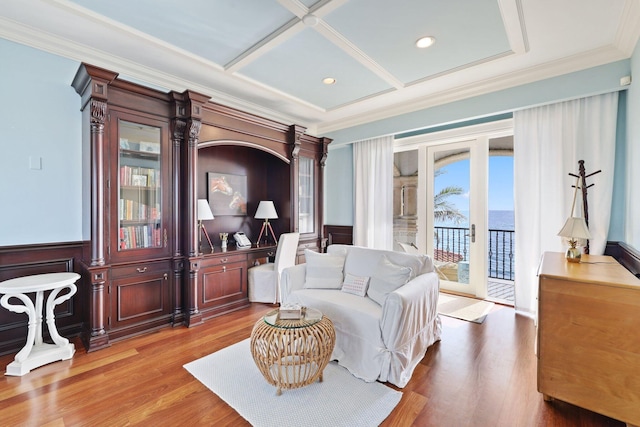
[537,251,640,426]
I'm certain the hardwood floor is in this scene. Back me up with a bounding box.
[0,304,626,426]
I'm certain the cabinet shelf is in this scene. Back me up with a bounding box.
[121,185,160,191]
[120,219,161,225]
[120,149,160,159]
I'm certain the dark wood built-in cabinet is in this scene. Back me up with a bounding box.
[68,63,330,351]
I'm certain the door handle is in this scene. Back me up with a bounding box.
[471,224,476,243]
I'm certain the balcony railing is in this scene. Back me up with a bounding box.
[487,228,514,281]
[434,226,514,281]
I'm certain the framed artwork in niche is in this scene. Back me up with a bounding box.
[207,172,247,216]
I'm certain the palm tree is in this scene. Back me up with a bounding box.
[433,170,466,224]
[432,170,466,263]
[434,186,466,223]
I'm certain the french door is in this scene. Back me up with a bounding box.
[417,138,488,297]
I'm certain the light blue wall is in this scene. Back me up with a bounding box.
[324,144,353,225]
[625,41,640,249]
[0,39,82,246]
[323,60,632,233]
[608,91,627,241]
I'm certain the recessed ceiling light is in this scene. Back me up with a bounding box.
[416,36,436,49]
[322,77,336,85]
[302,14,319,27]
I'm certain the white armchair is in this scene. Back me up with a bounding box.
[248,232,299,303]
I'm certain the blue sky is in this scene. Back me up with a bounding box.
[435,156,514,211]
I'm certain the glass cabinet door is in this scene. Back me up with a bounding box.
[298,156,315,234]
[117,120,163,251]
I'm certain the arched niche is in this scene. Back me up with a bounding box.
[197,140,292,245]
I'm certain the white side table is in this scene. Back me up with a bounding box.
[0,272,80,376]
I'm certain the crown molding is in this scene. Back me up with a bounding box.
[615,0,640,56]
[0,16,306,128]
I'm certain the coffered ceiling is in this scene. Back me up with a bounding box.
[0,0,638,136]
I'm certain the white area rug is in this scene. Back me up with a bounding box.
[184,339,402,427]
[438,292,495,323]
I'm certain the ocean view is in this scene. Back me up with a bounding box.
[434,210,514,230]
[434,210,515,280]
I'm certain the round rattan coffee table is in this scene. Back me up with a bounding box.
[250,307,335,395]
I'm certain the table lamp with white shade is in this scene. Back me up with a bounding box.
[197,199,214,250]
[255,201,278,245]
[557,177,592,263]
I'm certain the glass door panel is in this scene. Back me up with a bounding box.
[298,156,314,234]
[118,120,163,251]
[419,139,488,297]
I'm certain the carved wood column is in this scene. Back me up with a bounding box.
[172,120,186,258]
[182,91,209,327]
[72,64,118,351]
[89,100,107,266]
[318,137,332,250]
[83,266,110,351]
[184,118,203,327]
[289,125,305,233]
[186,119,201,258]
[170,91,187,325]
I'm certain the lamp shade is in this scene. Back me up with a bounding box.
[197,199,214,221]
[557,216,591,240]
[254,201,278,219]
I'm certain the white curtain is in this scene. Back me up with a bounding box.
[513,92,619,316]
[353,135,394,249]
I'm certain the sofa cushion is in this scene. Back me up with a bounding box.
[303,249,345,289]
[367,255,412,305]
[341,273,370,297]
[329,245,432,280]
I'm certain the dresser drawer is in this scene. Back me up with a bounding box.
[111,260,171,279]
[202,253,246,267]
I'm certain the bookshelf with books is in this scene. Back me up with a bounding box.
[73,63,175,351]
[117,119,166,252]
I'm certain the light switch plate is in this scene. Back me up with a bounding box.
[29,156,42,170]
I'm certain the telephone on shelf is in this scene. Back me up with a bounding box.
[234,232,252,248]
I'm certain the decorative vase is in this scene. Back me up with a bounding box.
[565,246,582,263]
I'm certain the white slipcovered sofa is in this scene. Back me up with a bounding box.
[281,244,441,388]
